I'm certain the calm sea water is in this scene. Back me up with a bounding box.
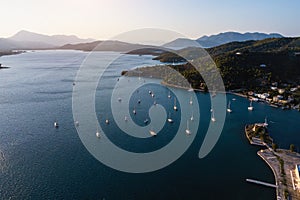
[0,50,299,199]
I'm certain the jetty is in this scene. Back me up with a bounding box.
[246,178,277,188]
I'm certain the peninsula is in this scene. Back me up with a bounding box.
[125,37,300,111]
[245,123,300,200]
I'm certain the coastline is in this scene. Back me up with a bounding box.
[0,50,24,58]
[245,124,300,200]
[161,79,249,99]
[126,62,300,111]
[162,80,298,110]
[257,150,281,198]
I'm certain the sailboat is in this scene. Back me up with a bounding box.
[189,96,193,105]
[96,126,101,138]
[105,119,109,124]
[190,111,194,121]
[248,100,254,111]
[227,101,232,113]
[144,118,149,124]
[133,107,136,115]
[168,91,171,99]
[185,120,191,135]
[173,98,178,111]
[263,117,268,127]
[167,112,173,123]
[149,128,157,137]
[54,121,59,128]
[211,109,216,122]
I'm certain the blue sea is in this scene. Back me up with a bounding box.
[0,50,299,199]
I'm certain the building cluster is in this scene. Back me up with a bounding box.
[247,82,300,110]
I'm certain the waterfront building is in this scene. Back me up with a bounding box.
[295,164,300,191]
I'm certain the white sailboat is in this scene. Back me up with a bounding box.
[167,112,173,123]
[168,91,171,98]
[263,117,268,127]
[190,111,194,121]
[105,119,109,124]
[133,107,136,115]
[248,100,254,111]
[227,101,232,113]
[149,128,157,137]
[96,126,101,138]
[54,121,59,128]
[185,120,191,135]
[173,98,178,111]
[211,109,216,122]
[189,96,193,105]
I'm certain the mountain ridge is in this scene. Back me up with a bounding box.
[0,30,95,50]
[163,32,284,49]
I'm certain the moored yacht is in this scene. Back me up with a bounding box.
[248,100,254,111]
[54,121,59,128]
[185,120,191,135]
[227,101,232,113]
[149,129,157,137]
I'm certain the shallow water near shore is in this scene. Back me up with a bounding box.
[0,50,299,199]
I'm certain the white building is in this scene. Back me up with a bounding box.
[278,88,285,94]
[295,164,300,191]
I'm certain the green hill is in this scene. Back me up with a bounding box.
[150,37,300,90]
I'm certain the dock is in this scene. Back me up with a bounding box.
[246,178,277,188]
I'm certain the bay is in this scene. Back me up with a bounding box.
[0,50,299,199]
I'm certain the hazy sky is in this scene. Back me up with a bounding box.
[1,0,300,39]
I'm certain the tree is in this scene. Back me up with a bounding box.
[272,143,278,152]
[290,144,295,152]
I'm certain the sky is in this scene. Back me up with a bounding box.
[1,0,300,40]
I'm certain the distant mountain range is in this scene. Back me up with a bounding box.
[0,30,95,50]
[0,30,285,52]
[163,32,283,48]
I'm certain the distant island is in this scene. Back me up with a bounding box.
[125,37,300,111]
[0,50,23,57]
